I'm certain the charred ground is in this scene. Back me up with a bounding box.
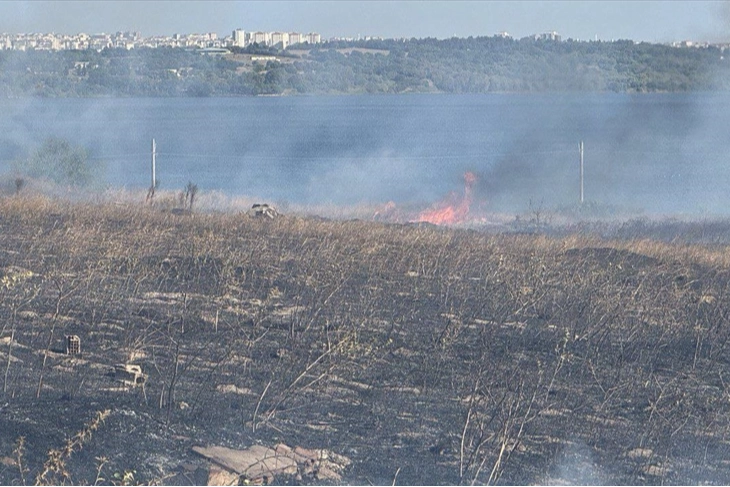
[2,197,730,484]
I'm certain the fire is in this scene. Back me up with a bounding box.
[371,172,481,226]
[415,172,478,225]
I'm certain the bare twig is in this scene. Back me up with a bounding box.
[252,378,273,433]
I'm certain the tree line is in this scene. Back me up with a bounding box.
[0,36,728,97]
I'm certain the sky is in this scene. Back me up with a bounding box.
[0,1,728,43]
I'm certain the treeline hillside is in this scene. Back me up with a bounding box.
[1,36,728,96]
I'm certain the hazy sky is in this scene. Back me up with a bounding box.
[0,1,728,43]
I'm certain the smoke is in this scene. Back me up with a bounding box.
[3,93,730,219]
[241,95,453,206]
[544,440,607,485]
[469,92,730,217]
[699,1,730,43]
[303,150,427,205]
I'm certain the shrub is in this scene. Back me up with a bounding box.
[16,137,103,187]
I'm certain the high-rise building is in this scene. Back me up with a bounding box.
[270,32,289,49]
[289,32,302,45]
[252,31,271,45]
[232,29,246,47]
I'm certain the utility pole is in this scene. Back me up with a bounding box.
[147,138,157,203]
[579,140,584,204]
[151,138,156,189]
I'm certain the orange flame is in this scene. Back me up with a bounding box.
[415,172,477,225]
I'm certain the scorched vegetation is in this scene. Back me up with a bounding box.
[1,196,730,484]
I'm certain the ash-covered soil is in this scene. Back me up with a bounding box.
[2,197,730,485]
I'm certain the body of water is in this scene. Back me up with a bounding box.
[1,93,729,215]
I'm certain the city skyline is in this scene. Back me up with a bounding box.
[0,29,325,52]
[0,1,728,44]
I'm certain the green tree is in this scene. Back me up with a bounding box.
[18,137,102,187]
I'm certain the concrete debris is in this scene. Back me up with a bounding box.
[248,203,279,219]
[113,364,146,387]
[193,442,351,485]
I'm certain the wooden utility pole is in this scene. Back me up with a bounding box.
[579,140,584,204]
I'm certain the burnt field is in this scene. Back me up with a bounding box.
[3,196,730,485]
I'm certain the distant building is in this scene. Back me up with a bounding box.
[305,32,321,44]
[197,47,228,55]
[252,31,271,45]
[288,32,303,45]
[232,29,246,47]
[270,31,289,48]
[0,28,322,51]
[535,31,561,42]
[671,40,709,48]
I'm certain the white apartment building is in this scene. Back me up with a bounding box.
[232,29,246,47]
[288,32,303,45]
[535,31,561,42]
[89,34,113,50]
[270,32,289,48]
[251,31,271,45]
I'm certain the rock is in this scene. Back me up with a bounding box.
[315,465,341,481]
[192,445,297,483]
[275,444,315,476]
[276,444,313,465]
[206,464,239,486]
[193,443,351,484]
[277,443,350,481]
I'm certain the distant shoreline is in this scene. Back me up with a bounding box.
[1,38,727,97]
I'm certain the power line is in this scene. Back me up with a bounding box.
[156,150,576,160]
[2,147,729,166]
